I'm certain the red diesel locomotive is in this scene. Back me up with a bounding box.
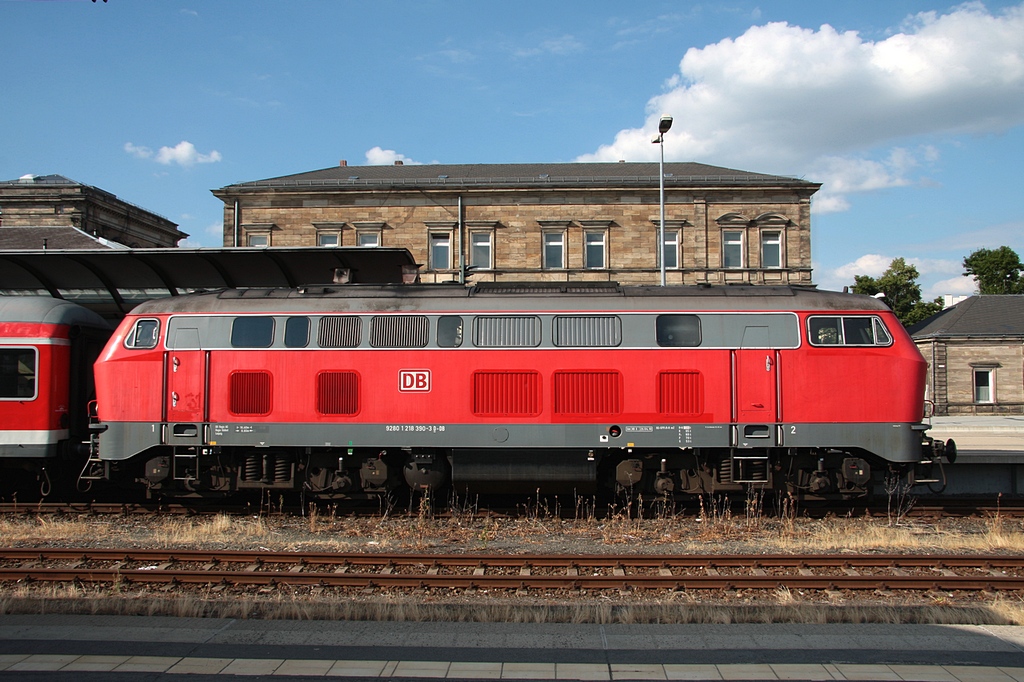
[0,297,111,496]
[83,282,952,501]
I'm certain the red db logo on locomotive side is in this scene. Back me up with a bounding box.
[399,369,431,392]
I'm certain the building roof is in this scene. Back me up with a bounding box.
[216,162,821,193]
[0,226,127,251]
[1,174,181,232]
[908,295,1024,338]
[1,174,89,186]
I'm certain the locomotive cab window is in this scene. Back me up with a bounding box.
[437,316,464,348]
[0,348,36,399]
[124,319,160,349]
[231,316,275,348]
[656,315,701,347]
[808,316,892,347]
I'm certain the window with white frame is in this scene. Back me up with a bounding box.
[723,230,744,268]
[974,369,994,403]
[470,231,493,269]
[663,229,680,269]
[247,232,269,247]
[356,231,380,247]
[543,231,565,269]
[761,230,782,268]
[317,232,340,247]
[429,232,452,271]
[584,230,606,269]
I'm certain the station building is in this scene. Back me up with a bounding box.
[0,174,185,250]
[212,162,820,286]
[910,295,1024,415]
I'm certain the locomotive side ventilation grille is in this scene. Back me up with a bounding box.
[473,371,541,416]
[318,316,361,348]
[553,316,622,347]
[316,371,359,415]
[369,315,429,348]
[474,316,542,347]
[230,371,271,416]
[554,371,621,415]
[658,371,704,415]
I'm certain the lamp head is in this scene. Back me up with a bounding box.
[658,116,673,134]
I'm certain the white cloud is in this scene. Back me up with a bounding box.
[926,274,978,300]
[126,140,221,166]
[817,253,963,293]
[124,142,153,159]
[364,147,423,166]
[578,3,1024,211]
[155,141,222,166]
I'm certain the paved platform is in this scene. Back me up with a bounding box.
[2,615,1024,680]
[929,416,1024,459]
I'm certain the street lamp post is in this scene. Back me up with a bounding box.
[653,115,673,286]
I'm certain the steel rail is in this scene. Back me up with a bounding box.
[2,567,1022,592]
[1,549,1022,592]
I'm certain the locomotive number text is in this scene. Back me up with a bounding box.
[385,424,447,433]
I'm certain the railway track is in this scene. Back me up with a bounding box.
[1,549,1022,593]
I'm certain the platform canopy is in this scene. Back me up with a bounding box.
[0,247,419,320]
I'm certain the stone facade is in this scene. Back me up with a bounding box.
[910,296,1024,416]
[0,174,185,248]
[212,162,819,286]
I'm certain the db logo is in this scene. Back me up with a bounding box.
[399,369,431,392]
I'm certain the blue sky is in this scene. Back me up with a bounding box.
[3,0,1023,297]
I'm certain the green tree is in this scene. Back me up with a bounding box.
[963,246,1024,294]
[852,257,942,327]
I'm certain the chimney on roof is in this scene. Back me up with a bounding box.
[339,160,347,166]
[394,160,404,166]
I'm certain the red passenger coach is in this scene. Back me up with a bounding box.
[90,283,953,502]
[0,297,111,496]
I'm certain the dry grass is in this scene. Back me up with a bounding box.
[0,507,1022,555]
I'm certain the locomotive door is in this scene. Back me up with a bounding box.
[165,326,206,424]
[734,325,778,425]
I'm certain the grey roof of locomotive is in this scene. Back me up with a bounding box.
[125,284,889,316]
[0,295,112,329]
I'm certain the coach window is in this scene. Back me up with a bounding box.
[656,315,701,347]
[723,230,744,269]
[0,349,36,399]
[124,319,160,349]
[761,230,782,268]
[437,316,464,348]
[231,316,275,348]
[284,317,310,348]
[542,231,566,269]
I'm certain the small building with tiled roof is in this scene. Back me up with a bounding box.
[213,161,820,286]
[908,296,1024,415]
[0,174,186,249]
